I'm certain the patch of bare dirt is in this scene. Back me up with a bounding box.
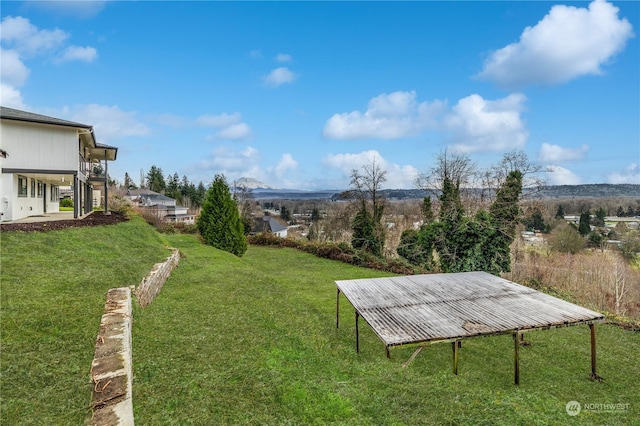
[0,211,129,232]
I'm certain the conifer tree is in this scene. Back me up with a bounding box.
[578,211,591,235]
[196,175,247,257]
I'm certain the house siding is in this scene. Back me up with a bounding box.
[1,120,78,171]
[1,107,118,222]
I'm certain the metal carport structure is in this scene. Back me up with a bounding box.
[336,271,605,384]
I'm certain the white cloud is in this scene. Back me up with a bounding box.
[0,16,68,56]
[59,45,97,62]
[249,49,262,58]
[264,67,296,87]
[323,91,445,140]
[272,153,298,178]
[275,53,292,63]
[0,16,97,60]
[478,0,634,88]
[0,16,98,107]
[0,82,26,109]
[443,93,529,153]
[0,48,29,87]
[546,165,582,185]
[323,150,419,189]
[608,163,640,184]
[197,112,251,141]
[69,104,151,142]
[192,146,264,183]
[539,143,589,162]
[217,123,252,141]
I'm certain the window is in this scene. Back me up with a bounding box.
[18,176,28,197]
[37,181,43,197]
[50,185,59,202]
[31,179,36,197]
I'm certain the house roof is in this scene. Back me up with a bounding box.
[0,106,118,161]
[1,106,92,129]
[263,216,287,233]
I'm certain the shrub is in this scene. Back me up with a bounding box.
[60,198,73,208]
[248,233,425,275]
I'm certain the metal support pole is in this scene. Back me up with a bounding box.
[73,176,79,218]
[386,346,390,359]
[589,324,602,381]
[514,333,520,385]
[355,312,360,353]
[104,153,110,214]
[336,288,340,329]
[452,341,459,375]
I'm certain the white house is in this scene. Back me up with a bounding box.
[251,216,288,238]
[0,107,117,222]
[125,189,195,224]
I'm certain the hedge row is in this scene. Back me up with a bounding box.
[248,233,424,275]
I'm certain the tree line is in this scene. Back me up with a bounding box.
[120,166,208,210]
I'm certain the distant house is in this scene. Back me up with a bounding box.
[0,106,117,222]
[251,216,288,238]
[126,189,195,224]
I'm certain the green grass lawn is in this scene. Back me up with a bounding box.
[2,220,638,425]
[133,235,640,425]
[0,216,169,424]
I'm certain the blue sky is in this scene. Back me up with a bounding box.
[1,0,638,189]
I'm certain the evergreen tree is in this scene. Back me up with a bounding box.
[311,207,321,222]
[145,165,166,193]
[594,207,607,227]
[578,211,591,235]
[192,182,206,209]
[523,208,545,232]
[123,172,137,190]
[280,205,291,222]
[196,175,247,257]
[421,196,434,224]
[349,158,387,257]
[352,205,379,255]
[397,228,433,268]
[165,172,181,202]
[555,204,565,219]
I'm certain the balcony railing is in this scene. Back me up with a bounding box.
[80,155,108,180]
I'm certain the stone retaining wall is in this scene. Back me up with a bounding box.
[90,287,134,426]
[135,249,181,308]
[89,250,181,424]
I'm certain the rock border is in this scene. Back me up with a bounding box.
[135,249,181,308]
[90,287,134,426]
[89,249,181,424]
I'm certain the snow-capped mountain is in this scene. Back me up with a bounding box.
[233,177,277,190]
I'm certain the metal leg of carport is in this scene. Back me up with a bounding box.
[590,324,602,381]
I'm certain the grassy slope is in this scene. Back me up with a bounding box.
[0,216,169,425]
[134,236,639,425]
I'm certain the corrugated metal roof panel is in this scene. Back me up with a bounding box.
[336,271,604,347]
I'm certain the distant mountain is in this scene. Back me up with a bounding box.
[233,177,276,190]
[233,183,638,201]
[535,184,640,198]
